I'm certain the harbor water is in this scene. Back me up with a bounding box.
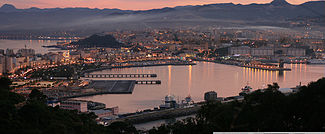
[79,62,325,113]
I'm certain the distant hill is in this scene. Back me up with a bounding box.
[270,0,291,6]
[0,4,16,12]
[70,34,123,48]
[0,0,324,33]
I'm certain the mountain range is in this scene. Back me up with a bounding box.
[0,0,324,34]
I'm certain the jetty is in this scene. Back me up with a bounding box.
[208,59,292,71]
[85,74,157,78]
[87,80,136,94]
[240,64,291,71]
[135,80,161,84]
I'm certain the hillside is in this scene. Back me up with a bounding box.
[70,34,123,48]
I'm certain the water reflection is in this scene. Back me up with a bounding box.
[188,65,192,96]
[233,64,314,90]
[168,65,171,95]
[79,62,325,113]
[278,71,284,82]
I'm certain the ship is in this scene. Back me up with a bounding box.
[159,95,178,109]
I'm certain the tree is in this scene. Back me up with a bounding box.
[0,77,138,134]
[266,83,280,91]
[0,77,12,91]
[28,89,47,104]
[106,121,138,134]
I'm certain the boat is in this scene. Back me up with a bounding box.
[239,83,252,96]
[181,95,194,107]
[159,95,177,109]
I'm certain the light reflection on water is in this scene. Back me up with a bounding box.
[79,62,325,114]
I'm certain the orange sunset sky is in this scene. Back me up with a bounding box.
[0,0,319,10]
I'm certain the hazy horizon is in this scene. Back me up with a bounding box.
[0,0,322,10]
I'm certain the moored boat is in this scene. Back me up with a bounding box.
[239,83,252,96]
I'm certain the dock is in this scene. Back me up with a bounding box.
[84,74,157,78]
[135,80,161,84]
[87,80,136,94]
[240,64,291,71]
[204,60,292,71]
[56,79,162,99]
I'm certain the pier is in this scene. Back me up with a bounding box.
[136,80,161,84]
[87,80,136,94]
[206,60,292,71]
[85,74,157,78]
[240,64,291,71]
[57,80,161,99]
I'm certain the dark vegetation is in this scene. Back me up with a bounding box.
[70,34,123,48]
[148,78,325,133]
[0,77,137,134]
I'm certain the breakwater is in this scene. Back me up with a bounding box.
[85,73,157,78]
[196,59,291,71]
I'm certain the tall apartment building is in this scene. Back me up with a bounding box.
[17,48,35,57]
[6,49,14,56]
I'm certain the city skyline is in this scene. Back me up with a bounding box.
[0,0,321,10]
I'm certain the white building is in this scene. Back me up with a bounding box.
[60,100,88,112]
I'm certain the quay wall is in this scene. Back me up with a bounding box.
[195,60,291,71]
[114,106,200,124]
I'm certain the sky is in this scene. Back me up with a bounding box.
[0,0,319,10]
